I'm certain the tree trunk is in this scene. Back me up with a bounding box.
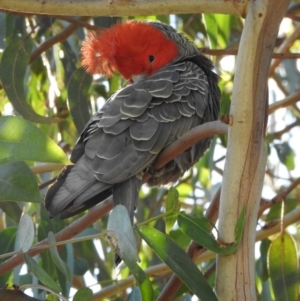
[215,0,291,300]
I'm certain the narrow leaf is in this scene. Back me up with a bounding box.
[23,253,61,293]
[48,231,72,282]
[0,161,41,203]
[0,37,59,123]
[0,116,69,164]
[268,232,299,301]
[203,14,217,49]
[67,68,92,133]
[166,187,181,233]
[138,226,218,301]
[16,213,34,252]
[124,259,153,301]
[178,207,245,254]
[73,287,93,301]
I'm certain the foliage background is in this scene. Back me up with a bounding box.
[0,5,299,301]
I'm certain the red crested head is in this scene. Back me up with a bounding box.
[81,21,179,80]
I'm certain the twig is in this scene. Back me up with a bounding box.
[269,24,300,76]
[268,91,300,114]
[269,118,300,139]
[29,19,86,64]
[258,177,300,216]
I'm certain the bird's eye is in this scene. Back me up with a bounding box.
[148,55,155,63]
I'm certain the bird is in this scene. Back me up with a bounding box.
[45,20,221,227]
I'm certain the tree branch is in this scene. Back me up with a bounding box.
[29,19,87,63]
[268,91,300,115]
[269,23,300,76]
[215,1,290,300]
[0,0,248,17]
[258,177,300,216]
[200,48,300,59]
[0,120,227,275]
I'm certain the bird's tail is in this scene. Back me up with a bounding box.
[45,158,112,219]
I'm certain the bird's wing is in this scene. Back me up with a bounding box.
[76,60,213,185]
[46,59,218,218]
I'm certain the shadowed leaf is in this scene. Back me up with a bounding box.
[0,161,41,203]
[0,37,59,123]
[67,68,92,133]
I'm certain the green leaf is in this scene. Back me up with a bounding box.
[268,232,299,301]
[0,116,69,164]
[124,258,153,301]
[214,14,231,48]
[0,37,59,124]
[266,198,298,222]
[73,287,93,301]
[67,68,92,134]
[203,14,217,49]
[178,207,245,254]
[137,226,217,301]
[48,231,72,282]
[0,161,41,203]
[23,253,62,293]
[0,201,22,223]
[256,239,271,282]
[274,142,295,171]
[165,187,180,234]
[74,258,89,276]
[16,213,34,252]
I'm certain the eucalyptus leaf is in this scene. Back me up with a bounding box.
[73,287,93,301]
[67,68,92,133]
[48,231,72,282]
[178,207,245,254]
[165,187,181,234]
[0,116,69,164]
[16,213,34,253]
[23,253,62,293]
[0,37,59,123]
[268,232,299,301]
[138,226,218,301]
[0,161,41,203]
[107,204,138,263]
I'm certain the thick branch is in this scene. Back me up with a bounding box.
[215,1,291,300]
[201,48,300,59]
[0,0,248,17]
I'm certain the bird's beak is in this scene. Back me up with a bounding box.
[131,74,147,84]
